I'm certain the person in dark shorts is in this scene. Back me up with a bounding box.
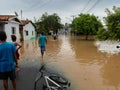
[38,32,47,59]
[0,31,17,90]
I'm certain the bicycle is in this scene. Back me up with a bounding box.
[34,65,71,90]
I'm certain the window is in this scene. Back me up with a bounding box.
[11,27,16,34]
[25,30,28,36]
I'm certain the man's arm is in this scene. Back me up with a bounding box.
[15,42,22,50]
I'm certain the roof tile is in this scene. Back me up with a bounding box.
[0,15,16,21]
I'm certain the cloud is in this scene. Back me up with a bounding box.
[0,0,120,24]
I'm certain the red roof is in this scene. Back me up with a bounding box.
[21,20,29,25]
[0,15,16,21]
[21,20,36,28]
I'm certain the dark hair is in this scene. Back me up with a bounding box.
[11,35,17,42]
[0,31,7,41]
[41,32,44,35]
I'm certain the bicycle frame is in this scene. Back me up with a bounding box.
[44,76,61,89]
[34,65,70,90]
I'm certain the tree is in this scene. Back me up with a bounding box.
[35,12,63,35]
[104,6,120,40]
[71,13,103,40]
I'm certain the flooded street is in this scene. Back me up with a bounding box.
[19,35,120,90]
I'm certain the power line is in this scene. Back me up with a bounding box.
[18,0,52,20]
[86,0,101,13]
[80,0,93,13]
[23,0,52,12]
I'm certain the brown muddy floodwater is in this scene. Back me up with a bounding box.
[19,35,120,90]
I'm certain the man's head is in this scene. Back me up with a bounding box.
[0,31,7,41]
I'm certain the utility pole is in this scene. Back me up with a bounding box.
[21,10,22,20]
[71,15,76,21]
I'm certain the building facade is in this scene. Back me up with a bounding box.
[0,15,21,42]
[21,20,36,41]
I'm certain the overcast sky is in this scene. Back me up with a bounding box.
[0,0,120,24]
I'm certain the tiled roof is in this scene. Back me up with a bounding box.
[0,15,16,21]
[21,20,36,28]
[21,20,29,25]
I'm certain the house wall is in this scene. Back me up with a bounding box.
[23,22,36,40]
[4,22,20,42]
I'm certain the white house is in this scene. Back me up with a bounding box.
[21,20,36,41]
[0,15,21,42]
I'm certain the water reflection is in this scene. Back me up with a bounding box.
[19,35,120,90]
[69,36,108,65]
[19,39,40,61]
[46,36,62,60]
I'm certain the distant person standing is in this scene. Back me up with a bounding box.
[53,33,57,40]
[11,35,22,71]
[0,31,17,90]
[38,32,47,59]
